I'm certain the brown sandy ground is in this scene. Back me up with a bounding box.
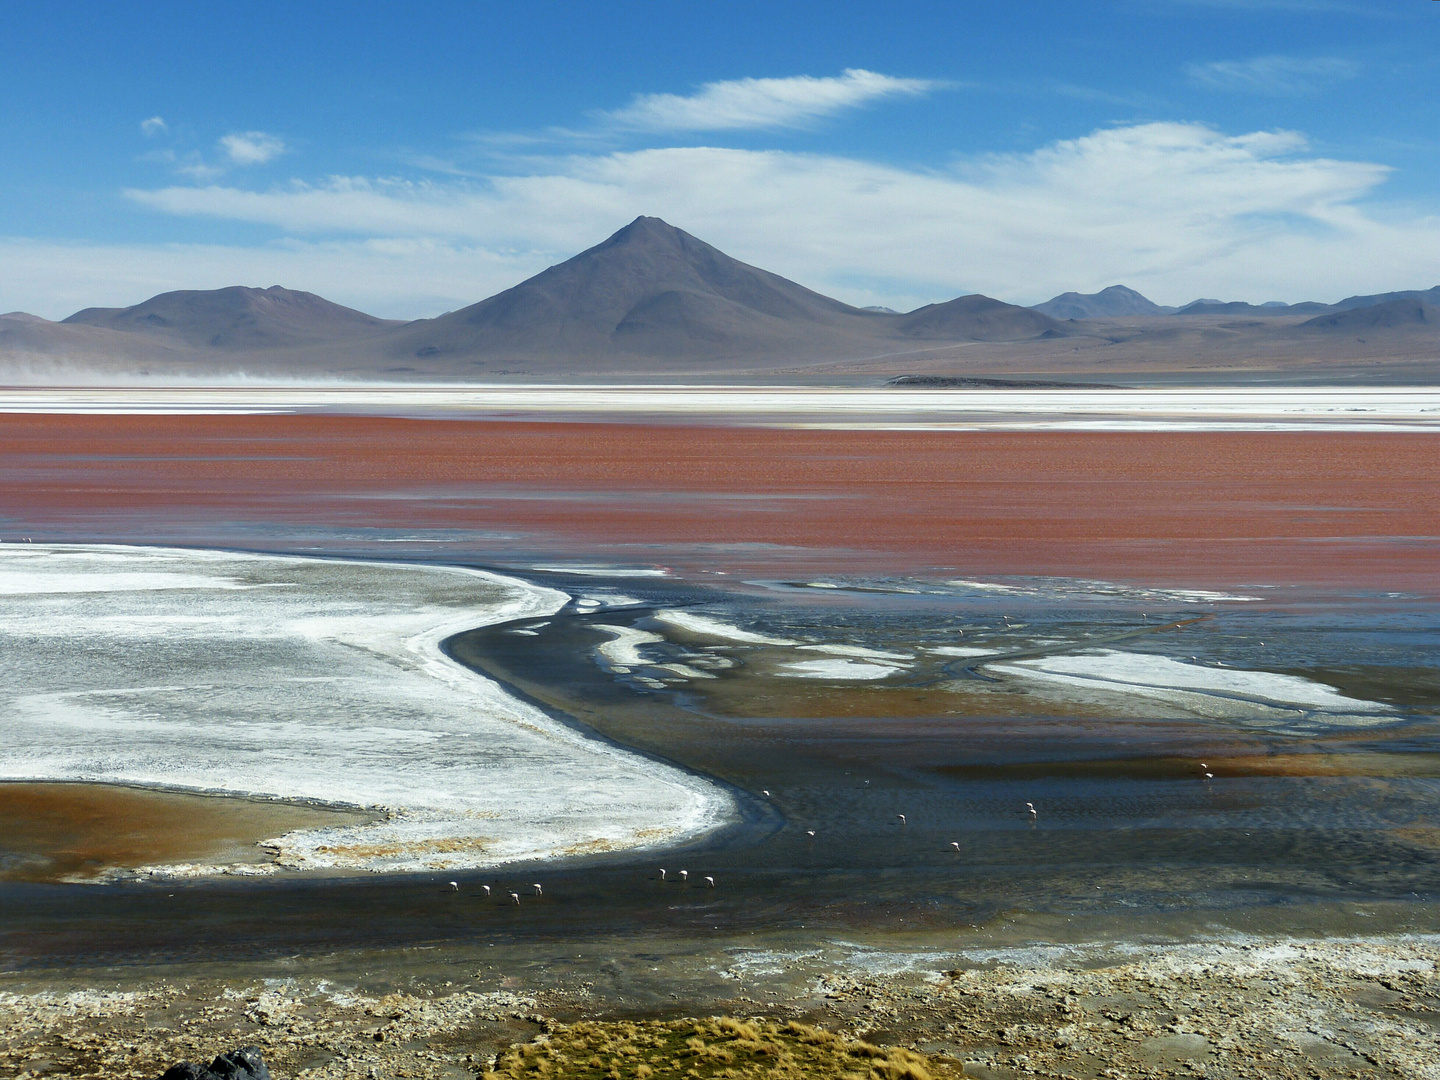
[3,937,1437,1080]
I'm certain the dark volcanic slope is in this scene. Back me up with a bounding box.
[1298,298,1439,333]
[381,216,903,366]
[1031,285,1169,319]
[376,217,1071,370]
[63,286,403,351]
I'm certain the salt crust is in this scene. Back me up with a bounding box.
[992,649,1394,728]
[0,544,733,876]
[776,659,905,680]
[4,385,1440,433]
[652,610,799,645]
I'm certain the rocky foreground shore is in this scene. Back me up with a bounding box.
[2,936,1437,1080]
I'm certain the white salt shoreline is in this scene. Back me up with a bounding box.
[2,385,1439,431]
[0,544,736,878]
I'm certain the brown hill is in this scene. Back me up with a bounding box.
[895,294,1068,341]
[1031,285,1171,319]
[63,285,402,351]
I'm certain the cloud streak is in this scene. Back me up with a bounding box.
[598,69,939,132]
[1185,55,1357,94]
[219,130,287,165]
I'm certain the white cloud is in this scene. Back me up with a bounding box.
[10,121,1437,319]
[599,69,939,132]
[1185,55,1357,94]
[219,130,287,165]
[106,121,1440,314]
[140,116,167,137]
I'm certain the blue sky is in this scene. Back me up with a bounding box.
[3,0,1438,318]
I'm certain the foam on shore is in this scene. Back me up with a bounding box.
[0,545,734,876]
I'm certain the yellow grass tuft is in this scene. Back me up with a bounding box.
[483,1016,962,1080]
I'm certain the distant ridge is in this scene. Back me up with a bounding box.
[1174,299,1331,316]
[63,285,402,351]
[1332,285,1440,311]
[1298,298,1438,332]
[1031,285,1170,319]
[4,216,1439,383]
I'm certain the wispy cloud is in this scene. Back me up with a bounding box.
[219,131,287,165]
[140,116,167,137]
[103,120,1440,317]
[1185,55,1358,94]
[597,69,940,133]
[1167,0,1379,12]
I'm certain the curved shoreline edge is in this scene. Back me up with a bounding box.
[0,543,739,880]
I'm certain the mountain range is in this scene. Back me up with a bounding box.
[1034,283,1440,320]
[2,216,1437,383]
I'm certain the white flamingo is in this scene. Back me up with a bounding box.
[897,814,907,826]
[481,885,491,898]
[532,883,543,896]
[509,892,520,905]
[704,876,715,888]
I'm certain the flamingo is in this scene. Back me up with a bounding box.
[448,881,459,892]
[678,870,688,882]
[805,830,816,838]
[509,892,520,905]
[659,869,667,881]
[950,842,961,851]
[481,885,491,898]
[897,814,906,826]
[1026,802,1037,818]
[704,876,715,888]
[532,883,543,896]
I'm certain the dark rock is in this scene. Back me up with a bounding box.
[157,1047,271,1080]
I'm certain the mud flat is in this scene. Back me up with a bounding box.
[0,783,373,883]
[1,934,1436,1079]
[0,544,733,879]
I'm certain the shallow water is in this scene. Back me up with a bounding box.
[1,563,1437,981]
[444,571,1440,931]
